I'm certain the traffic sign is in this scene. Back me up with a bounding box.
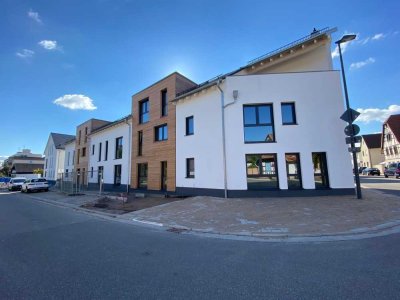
[344,124,360,136]
[345,136,362,144]
[340,108,360,124]
[348,147,361,153]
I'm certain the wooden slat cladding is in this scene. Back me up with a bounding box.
[131,72,196,192]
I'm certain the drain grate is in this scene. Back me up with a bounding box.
[167,227,188,234]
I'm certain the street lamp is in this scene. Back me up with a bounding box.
[336,34,362,199]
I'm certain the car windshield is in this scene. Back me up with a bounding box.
[38,179,47,182]
[13,179,26,183]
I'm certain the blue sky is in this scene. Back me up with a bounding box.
[0,0,399,159]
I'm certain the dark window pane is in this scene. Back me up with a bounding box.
[186,116,194,135]
[258,105,272,124]
[140,100,149,123]
[186,158,195,178]
[243,106,257,125]
[281,103,296,124]
[244,126,274,142]
[246,154,278,189]
[312,152,329,189]
[286,153,302,189]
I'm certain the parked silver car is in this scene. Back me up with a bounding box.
[21,178,49,193]
[7,177,27,191]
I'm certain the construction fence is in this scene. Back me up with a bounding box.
[55,170,103,195]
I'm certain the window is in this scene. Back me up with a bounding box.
[246,154,278,189]
[72,150,75,164]
[312,152,329,189]
[105,141,108,161]
[98,142,102,161]
[84,127,88,143]
[90,167,94,178]
[65,169,69,178]
[161,89,168,117]
[281,103,297,125]
[77,149,80,164]
[186,116,194,135]
[98,166,103,184]
[82,147,86,157]
[139,99,149,124]
[114,165,122,186]
[115,137,123,159]
[243,104,275,143]
[155,124,168,141]
[161,161,167,190]
[186,158,195,178]
[138,131,143,156]
[137,163,148,189]
[285,153,302,189]
[92,145,95,155]
[78,130,81,145]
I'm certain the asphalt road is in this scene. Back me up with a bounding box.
[1,191,400,299]
[360,175,400,197]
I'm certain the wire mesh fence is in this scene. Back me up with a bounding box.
[55,170,103,195]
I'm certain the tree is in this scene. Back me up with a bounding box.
[33,168,44,177]
[0,162,9,177]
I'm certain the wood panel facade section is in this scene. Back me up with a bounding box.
[131,72,196,192]
[75,118,110,184]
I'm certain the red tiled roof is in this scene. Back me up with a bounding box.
[362,133,381,149]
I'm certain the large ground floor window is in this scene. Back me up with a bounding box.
[137,163,148,189]
[285,153,302,189]
[312,152,329,189]
[246,154,278,190]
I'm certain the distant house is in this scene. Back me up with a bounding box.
[87,115,132,192]
[381,114,400,165]
[43,133,75,180]
[5,149,44,177]
[63,138,76,180]
[357,133,384,171]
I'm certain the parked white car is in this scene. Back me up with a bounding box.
[7,177,27,191]
[21,178,49,193]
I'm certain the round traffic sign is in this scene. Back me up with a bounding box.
[344,124,360,136]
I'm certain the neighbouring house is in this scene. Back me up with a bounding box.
[75,118,110,186]
[172,27,354,197]
[87,115,132,192]
[381,114,400,165]
[130,72,197,192]
[4,149,45,178]
[43,132,75,180]
[63,138,76,180]
[357,133,385,172]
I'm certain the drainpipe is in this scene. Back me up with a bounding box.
[217,79,236,199]
[125,118,132,195]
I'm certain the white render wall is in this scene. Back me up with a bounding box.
[176,71,354,191]
[44,137,65,180]
[88,121,131,187]
[64,141,75,174]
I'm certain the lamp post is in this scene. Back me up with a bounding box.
[336,34,362,199]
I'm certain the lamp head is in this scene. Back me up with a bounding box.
[335,34,357,44]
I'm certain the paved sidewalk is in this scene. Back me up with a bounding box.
[124,188,400,240]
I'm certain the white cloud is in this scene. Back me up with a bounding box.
[331,41,350,58]
[16,49,34,58]
[53,94,97,110]
[38,40,58,50]
[349,57,375,70]
[372,33,385,40]
[356,104,400,123]
[28,10,42,23]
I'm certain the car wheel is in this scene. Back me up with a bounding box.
[45,189,49,192]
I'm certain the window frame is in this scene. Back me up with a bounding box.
[285,153,302,190]
[185,116,194,136]
[186,158,195,178]
[114,164,122,186]
[243,104,276,144]
[105,141,108,161]
[154,124,168,142]
[281,102,297,125]
[245,153,279,190]
[115,137,123,159]
[161,89,168,117]
[139,98,150,124]
[138,131,143,156]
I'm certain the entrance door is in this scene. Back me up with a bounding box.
[161,161,167,190]
[312,152,329,189]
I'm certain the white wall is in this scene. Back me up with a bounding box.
[64,141,76,176]
[176,71,354,192]
[44,136,65,180]
[87,121,131,187]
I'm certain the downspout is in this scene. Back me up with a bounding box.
[217,79,237,198]
[125,118,132,195]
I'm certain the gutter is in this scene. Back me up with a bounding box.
[124,119,132,195]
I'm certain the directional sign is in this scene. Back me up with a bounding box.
[340,108,360,124]
[348,147,361,153]
[345,136,362,144]
[344,124,360,137]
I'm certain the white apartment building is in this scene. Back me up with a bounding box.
[173,27,354,197]
[43,133,75,180]
[63,138,76,179]
[87,115,132,192]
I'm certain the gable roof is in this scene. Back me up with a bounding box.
[362,133,381,149]
[51,133,76,149]
[173,27,337,102]
[90,115,132,136]
[383,114,400,142]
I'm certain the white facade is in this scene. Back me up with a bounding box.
[87,118,131,190]
[63,140,76,177]
[44,137,65,180]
